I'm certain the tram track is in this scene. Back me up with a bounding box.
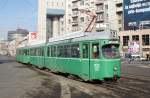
[24,64,150,98]
[122,73,150,82]
[93,80,150,98]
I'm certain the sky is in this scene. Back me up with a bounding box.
[0,0,38,40]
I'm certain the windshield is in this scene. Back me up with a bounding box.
[102,44,120,59]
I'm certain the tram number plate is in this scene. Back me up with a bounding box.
[94,64,100,71]
[109,41,118,44]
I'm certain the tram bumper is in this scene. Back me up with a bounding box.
[90,59,121,81]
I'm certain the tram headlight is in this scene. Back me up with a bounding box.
[114,66,117,71]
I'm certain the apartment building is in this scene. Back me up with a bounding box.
[38,0,123,40]
[65,0,123,33]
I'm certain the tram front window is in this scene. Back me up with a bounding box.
[102,44,120,59]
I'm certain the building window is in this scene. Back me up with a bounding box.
[68,4,71,8]
[61,28,64,32]
[105,5,108,10]
[119,28,122,31]
[142,34,149,46]
[118,20,122,24]
[118,36,120,41]
[61,21,64,25]
[97,13,104,21]
[68,19,71,24]
[80,17,84,23]
[72,17,78,22]
[132,35,139,41]
[123,36,129,46]
[96,4,103,11]
[80,0,84,5]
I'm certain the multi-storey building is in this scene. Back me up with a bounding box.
[38,0,65,43]
[65,0,123,33]
[118,0,150,57]
[7,29,29,41]
[0,40,8,55]
[38,0,123,39]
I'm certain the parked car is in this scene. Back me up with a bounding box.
[131,54,146,61]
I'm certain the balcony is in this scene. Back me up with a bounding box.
[72,21,78,26]
[72,12,79,17]
[96,27,105,31]
[96,9,104,13]
[95,0,104,5]
[116,7,123,13]
[72,5,78,10]
[72,0,80,3]
[96,18,104,22]
[116,0,122,6]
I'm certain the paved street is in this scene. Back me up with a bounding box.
[0,56,61,98]
[0,55,150,98]
[122,61,150,78]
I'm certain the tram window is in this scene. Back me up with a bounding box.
[83,44,89,58]
[51,46,56,57]
[47,47,51,56]
[64,45,71,57]
[24,50,26,55]
[71,44,80,58]
[92,43,99,59]
[39,48,42,56]
[36,48,39,56]
[102,44,120,59]
[41,48,43,56]
[27,50,29,55]
[34,49,36,56]
[57,46,64,57]
[31,49,33,56]
[51,47,54,57]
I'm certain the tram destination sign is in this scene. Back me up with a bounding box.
[123,0,150,30]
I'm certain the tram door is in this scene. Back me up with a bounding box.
[81,43,90,80]
[90,42,100,79]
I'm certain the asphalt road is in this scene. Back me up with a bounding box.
[0,55,150,98]
[0,56,61,98]
[122,61,150,78]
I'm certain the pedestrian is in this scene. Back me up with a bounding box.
[128,53,132,63]
[146,54,149,61]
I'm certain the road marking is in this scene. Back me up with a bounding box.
[60,79,71,98]
[137,65,150,68]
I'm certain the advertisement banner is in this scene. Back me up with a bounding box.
[128,41,140,54]
[124,0,150,30]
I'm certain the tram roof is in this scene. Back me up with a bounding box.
[28,43,46,48]
[47,31,118,45]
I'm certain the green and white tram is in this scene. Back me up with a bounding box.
[16,31,121,81]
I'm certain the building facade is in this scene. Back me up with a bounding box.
[0,40,8,55]
[65,0,123,32]
[118,0,150,57]
[119,30,150,57]
[38,0,123,41]
[38,0,65,43]
[7,29,29,41]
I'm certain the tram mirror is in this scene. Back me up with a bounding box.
[93,46,98,52]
